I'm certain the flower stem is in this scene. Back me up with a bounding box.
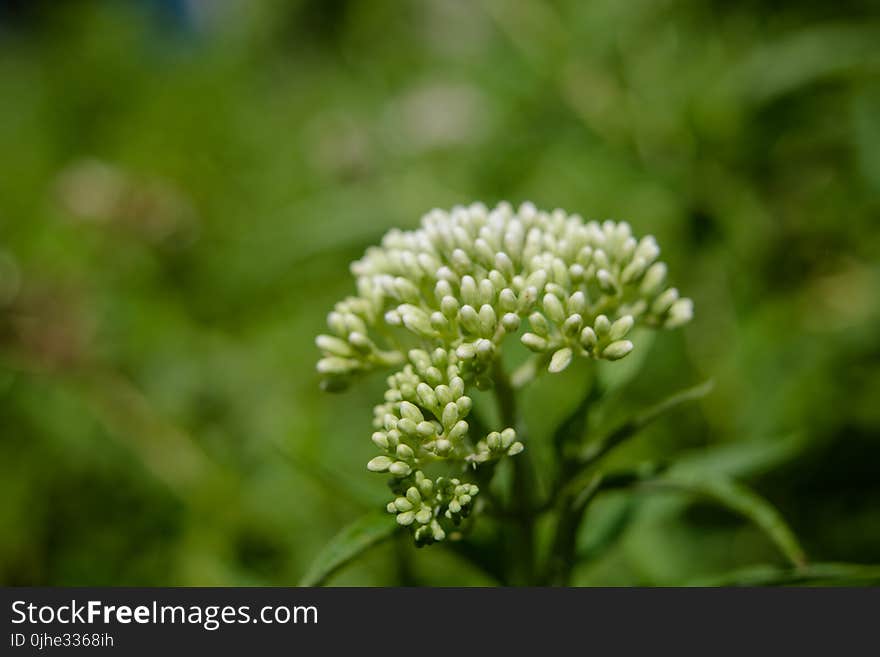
[542,382,602,586]
[545,474,603,586]
[493,358,537,585]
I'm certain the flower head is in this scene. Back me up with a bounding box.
[317,201,692,544]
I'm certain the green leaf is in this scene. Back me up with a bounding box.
[577,495,637,563]
[687,562,880,587]
[300,511,398,586]
[647,473,807,568]
[671,432,807,480]
[577,379,714,467]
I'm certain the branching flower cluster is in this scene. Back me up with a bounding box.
[317,201,692,545]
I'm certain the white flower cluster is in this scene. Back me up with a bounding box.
[385,472,480,546]
[317,201,692,544]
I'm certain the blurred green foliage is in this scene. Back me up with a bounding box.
[0,0,878,585]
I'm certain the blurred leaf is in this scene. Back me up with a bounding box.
[274,439,376,510]
[300,511,398,587]
[671,432,807,480]
[688,562,880,587]
[853,86,880,192]
[646,474,807,568]
[736,24,880,105]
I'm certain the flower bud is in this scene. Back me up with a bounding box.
[416,383,437,409]
[430,311,449,331]
[479,304,497,335]
[449,420,469,441]
[479,278,495,305]
[475,338,494,359]
[435,384,452,405]
[441,295,460,319]
[389,461,412,476]
[562,314,583,338]
[641,262,667,295]
[397,418,418,437]
[603,340,634,360]
[529,312,550,337]
[621,256,647,284]
[567,291,586,315]
[580,326,597,349]
[367,456,392,472]
[609,314,634,340]
[372,432,389,449]
[317,357,357,375]
[316,335,354,357]
[549,347,573,373]
[543,293,566,323]
[399,401,423,423]
[402,308,438,338]
[493,252,514,279]
[597,269,616,293]
[518,286,538,312]
[417,421,437,438]
[665,298,693,328]
[442,402,459,428]
[521,332,549,352]
[498,288,517,312]
[460,275,478,306]
[486,431,501,451]
[652,287,679,315]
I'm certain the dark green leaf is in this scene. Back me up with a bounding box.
[577,496,637,563]
[647,473,807,568]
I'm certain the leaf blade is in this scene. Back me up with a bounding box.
[577,379,714,466]
[648,473,807,569]
[687,562,880,587]
[300,511,398,586]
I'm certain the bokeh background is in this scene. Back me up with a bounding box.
[1,0,879,586]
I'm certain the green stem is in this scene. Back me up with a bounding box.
[540,379,602,585]
[493,358,537,585]
[545,474,602,585]
[544,466,665,585]
[394,531,417,586]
